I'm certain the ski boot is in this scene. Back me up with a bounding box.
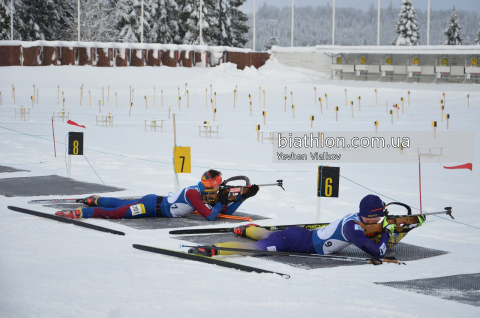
[84,195,101,207]
[187,246,217,257]
[55,208,83,219]
[232,223,259,237]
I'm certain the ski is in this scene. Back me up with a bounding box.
[28,196,141,205]
[183,245,404,265]
[169,222,330,235]
[133,244,290,278]
[7,206,125,236]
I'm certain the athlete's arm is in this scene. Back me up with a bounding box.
[343,221,390,258]
[220,200,243,215]
[185,189,224,221]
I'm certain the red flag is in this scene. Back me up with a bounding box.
[67,120,86,129]
[443,163,472,171]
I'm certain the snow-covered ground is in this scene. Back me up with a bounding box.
[0,60,479,317]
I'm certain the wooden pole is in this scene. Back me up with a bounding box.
[293,105,295,119]
[390,110,394,125]
[173,113,178,192]
[375,89,378,106]
[99,100,101,113]
[263,111,266,125]
[325,94,328,110]
[335,106,338,122]
[36,88,39,104]
[13,87,15,104]
[350,101,354,117]
[178,96,181,111]
[33,85,35,103]
[145,96,148,109]
[401,97,404,114]
[185,83,187,96]
[214,92,216,108]
[443,92,446,106]
[132,89,135,101]
[408,91,410,106]
[62,97,65,108]
[233,90,236,108]
[284,96,287,113]
[168,106,171,119]
[319,98,323,114]
[375,120,378,133]
[115,92,118,108]
[210,84,212,99]
[441,105,444,122]
[446,114,450,129]
[263,90,265,109]
[467,94,469,108]
[31,96,34,108]
[396,104,399,120]
[80,85,83,106]
[314,87,317,104]
[250,101,252,116]
[310,116,314,129]
[358,96,361,112]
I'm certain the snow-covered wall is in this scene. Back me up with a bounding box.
[0,41,270,70]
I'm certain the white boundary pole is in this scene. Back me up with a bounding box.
[377,0,381,46]
[77,0,80,41]
[427,0,431,45]
[140,0,144,43]
[291,0,294,47]
[10,0,13,40]
[332,0,336,45]
[253,0,256,51]
[200,0,203,45]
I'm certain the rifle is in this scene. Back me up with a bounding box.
[357,206,454,236]
[202,176,284,204]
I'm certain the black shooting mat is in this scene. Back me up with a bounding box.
[43,203,270,230]
[0,175,124,197]
[172,234,448,269]
[0,165,29,173]
[375,273,480,307]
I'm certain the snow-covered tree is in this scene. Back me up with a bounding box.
[392,0,419,46]
[16,0,58,41]
[181,0,217,45]
[52,0,77,41]
[216,0,232,46]
[156,0,180,44]
[443,7,464,45]
[263,19,278,50]
[80,0,116,42]
[0,0,10,40]
[114,0,147,43]
[229,0,248,47]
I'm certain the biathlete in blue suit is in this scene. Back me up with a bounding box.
[55,170,259,221]
[190,194,425,260]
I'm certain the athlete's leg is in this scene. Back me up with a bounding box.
[82,195,158,219]
[96,196,146,208]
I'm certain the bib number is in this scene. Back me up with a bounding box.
[130,204,146,216]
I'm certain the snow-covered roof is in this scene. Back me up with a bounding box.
[0,40,255,53]
[271,45,480,55]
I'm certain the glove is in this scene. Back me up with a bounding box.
[416,214,426,227]
[218,191,229,206]
[240,185,259,201]
[382,218,395,237]
[370,258,383,265]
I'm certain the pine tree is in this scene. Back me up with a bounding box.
[181,0,216,45]
[156,0,180,44]
[392,0,419,46]
[16,0,58,41]
[229,0,248,47]
[443,7,464,45]
[0,0,10,40]
[52,0,76,41]
[263,19,278,50]
[114,0,146,43]
[216,0,232,46]
[80,0,116,42]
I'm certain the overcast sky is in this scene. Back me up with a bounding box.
[241,0,480,14]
